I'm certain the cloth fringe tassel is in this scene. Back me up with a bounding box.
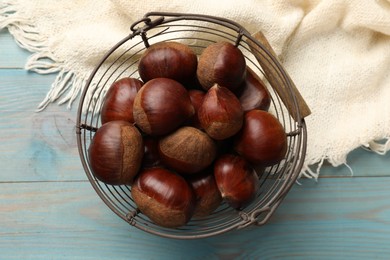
[1,1,86,111]
[301,138,390,180]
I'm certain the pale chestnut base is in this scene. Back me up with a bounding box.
[121,125,143,183]
[131,186,188,228]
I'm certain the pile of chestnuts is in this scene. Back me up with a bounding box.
[88,40,287,228]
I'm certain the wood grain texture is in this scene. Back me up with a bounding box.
[0,29,31,68]
[0,70,83,182]
[1,179,390,259]
[1,26,390,260]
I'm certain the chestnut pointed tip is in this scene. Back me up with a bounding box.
[198,85,244,140]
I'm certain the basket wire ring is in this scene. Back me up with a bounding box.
[76,12,309,239]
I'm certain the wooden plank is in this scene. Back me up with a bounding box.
[0,181,219,259]
[0,69,56,111]
[0,29,31,68]
[0,178,390,259]
[0,69,86,182]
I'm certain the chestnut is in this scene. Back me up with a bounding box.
[198,84,244,140]
[197,41,246,91]
[141,137,161,169]
[188,170,222,218]
[88,120,143,185]
[214,154,259,209]
[131,167,196,228]
[158,126,217,174]
[234,110,287,166]
[138,41,198,84]
[186,89,205,129]
[100,77,143,124]
[133,78,195,136]
[236,67,271,112]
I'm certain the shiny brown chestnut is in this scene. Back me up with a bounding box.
[186,89,205,129]
[100,77,143,124]
[138,41,198,84]
[141,137,161,169]
[158,126,217,174]
[197,41,246,91]
[88,120,143,185]
[214,154,259,209]
[234,110,287,166]
[188,169,222,217]
[198,84,244,140]
[133,78,195,136]
[131,167,196,228]
[236,67,271,112]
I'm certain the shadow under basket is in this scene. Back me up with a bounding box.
[76,12,310,239]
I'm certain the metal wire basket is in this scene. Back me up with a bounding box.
[76,12,310,239]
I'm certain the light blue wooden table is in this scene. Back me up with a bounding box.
[1,28,390,259]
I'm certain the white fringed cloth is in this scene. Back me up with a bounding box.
[1,0,390,178]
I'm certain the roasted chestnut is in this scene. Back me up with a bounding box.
[88,120,143,185]
[131,167,196,228]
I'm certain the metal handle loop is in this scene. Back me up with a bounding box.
[130,16,165,34]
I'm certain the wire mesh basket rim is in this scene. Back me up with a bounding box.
[75,11,308,239]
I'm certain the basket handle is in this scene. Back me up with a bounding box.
[248,31,311,121]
